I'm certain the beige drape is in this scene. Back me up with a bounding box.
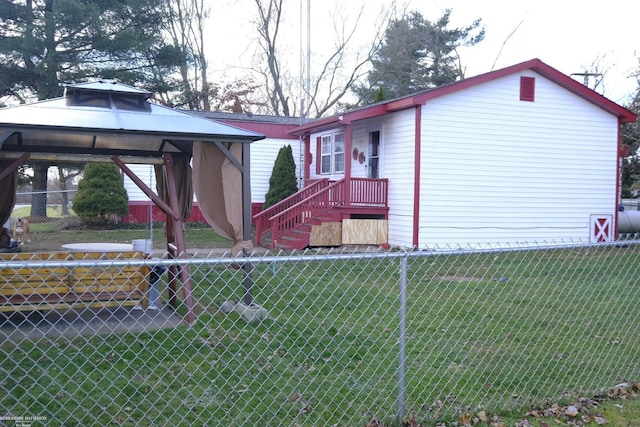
[192,141,252,256]
[154,156,193,222]
[0,160,17,227]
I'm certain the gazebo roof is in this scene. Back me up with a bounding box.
[0,81,265,162]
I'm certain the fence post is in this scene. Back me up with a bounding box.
[398,254,408,424]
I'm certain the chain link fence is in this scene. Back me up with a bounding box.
[5,191,80,251]
[1,241,639,426]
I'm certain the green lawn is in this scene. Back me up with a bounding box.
[24,227,232,251]
[7,218,232,253]
[2,244,639,426]
[10,205,69,219]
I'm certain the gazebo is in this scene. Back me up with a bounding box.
[0,81,265,323]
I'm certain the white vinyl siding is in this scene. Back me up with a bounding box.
[418,71,618,248]
[122,164,156,202]
[380,109,416,248]
[251,139,302,203]
[349,125,373,178]
[123,138,302,204]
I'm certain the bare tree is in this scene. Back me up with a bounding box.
[207,77,266,113]
[253,0,291,116]
[251,0,393,118]
[162,0,211,110]
[306,6,384,118]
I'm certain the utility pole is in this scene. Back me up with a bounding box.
[571,72,602,89]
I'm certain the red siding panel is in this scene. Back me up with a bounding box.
[124,202,265,225]
[122,202,206,224]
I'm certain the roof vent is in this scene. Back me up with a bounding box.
[520,76,535,102]
[65,81,151,111]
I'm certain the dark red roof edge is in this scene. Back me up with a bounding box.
[290,58,636,135]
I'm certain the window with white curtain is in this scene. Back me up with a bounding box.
[318,132,345,175]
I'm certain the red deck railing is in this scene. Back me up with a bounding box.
[254,179,331,245]
[253,178,388,247]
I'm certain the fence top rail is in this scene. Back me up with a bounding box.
[2,239,636,269]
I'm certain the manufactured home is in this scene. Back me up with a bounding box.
[255,59,637,249]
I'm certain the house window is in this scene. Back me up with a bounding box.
[520,76,535,101]
[321,135,332,174]
[318,132,345,175]
[334,133,345,173]
[368,130,380,179]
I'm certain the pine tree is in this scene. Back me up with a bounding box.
[353,9,485,105]
[263,145,298,209]
[73,163,128,225]
[0,0,179,218]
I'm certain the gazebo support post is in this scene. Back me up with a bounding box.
[164,216,179,309]
[0,153,30,182]
[113,155,196,323]
[242,143,253,306]
[163,153,197,324]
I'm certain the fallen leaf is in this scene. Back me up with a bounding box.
[401,411,418,427]
[460,412,471,426]
[198,337,221,347]
[288,392,302,402]
[565,405,578,417]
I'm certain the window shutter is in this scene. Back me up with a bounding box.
[520,76,535,102]
[315,136,321,174]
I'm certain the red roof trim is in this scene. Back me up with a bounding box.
[386,97,416,112]
[290,58,636,136]
[217,120,299,139]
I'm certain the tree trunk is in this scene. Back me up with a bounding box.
[58,166,70,215]
[30,163,49,218]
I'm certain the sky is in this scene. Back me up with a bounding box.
[207,0,639,107]
[428,0,639,105]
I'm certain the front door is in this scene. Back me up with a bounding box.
[368,130,380,179]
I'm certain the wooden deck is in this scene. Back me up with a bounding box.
[254,178,389,249]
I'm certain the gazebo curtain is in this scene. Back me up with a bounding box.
[0,160,17,227]
[154,156,194,222]
[192,141,252,257]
